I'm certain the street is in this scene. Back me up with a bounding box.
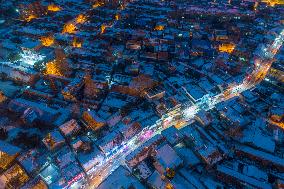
[87,27,284,188]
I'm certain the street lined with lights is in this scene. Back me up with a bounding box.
[87,27,284,188]
[0,0,284,188]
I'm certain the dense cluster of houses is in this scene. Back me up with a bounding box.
[0,0,283,188]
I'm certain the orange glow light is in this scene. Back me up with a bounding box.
[100,24,106,34]
[72,38,82,48]
[76,14,87,24]
[47,4,61,12]
[93,2,104,8]
[45,61,63,76]
[115,14,120,21]
[62,23,77,34]
[262,0,284,6]
[0,92,7,103]
[270,119,284,129]
[154,25,165,31]
[218,43,236,54]
[25,15,37,22]
[40,36,55,47]
[120,4,125,10]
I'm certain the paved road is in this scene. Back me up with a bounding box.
[86,27,284,189]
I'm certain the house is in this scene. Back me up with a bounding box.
[17,149,45,176]
[82,110,107,131]
[0,163,29,189]
[174,143,200,168]
[182,83,207,103]
[219,106,250,128]
[21,178,48,189]
[197,144,223,166]
[0,62,39,84]
[241,127,275,153]
[235,144,284,171]
[76,141,104,173]
[0,140,21,171]
[96,131,123,155]
[180,125,223,167]
[154,144,183,174]
[59,119,81,138]
[39,163,61,186]
[241,90,259,104]
[179,168,206,189]
[135,161,153,180]
[126,135,165,169]
[161,126,182,145]
[145,86,165,101]
[216,162,271,189]
[20,108,39,125]
[55,149,86,188]
[8,98,60,124]
[147,171,171,189]
[97,166,145,189]
[42,131,65,151]
[125,63,140,75]
[118,122,142,140]
[62,77,84,101]
[0,91,7,104]
[214,30,229,41]
[194,110,213,127]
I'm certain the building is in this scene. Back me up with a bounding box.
[216,162,271,189]
[96,131,123,154]
[126,135,165,169]
[8,98,60,125]
[154,144,183,175]
[235,144,284,172]
[97,166,145,189]
[0,141,21,171]
[82,110,107,131]
[42,131,65,151]
[0,163,29,189]
[59,119,81,138]
[62,77,84,101]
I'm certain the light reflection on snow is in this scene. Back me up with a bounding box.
[18,48,45,66]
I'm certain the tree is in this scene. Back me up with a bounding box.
[84,73,98,99]
[12,132,40,148]
[71,103,81,118]
[166,168,175,179]
[141,102,150,111]
[0,128,8,140]
[128,184,136,189]
[55,48,71,76]
[45,133,55,149]
[6,176,22,189]
[12,132,27,146]
[27,134,40,148]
